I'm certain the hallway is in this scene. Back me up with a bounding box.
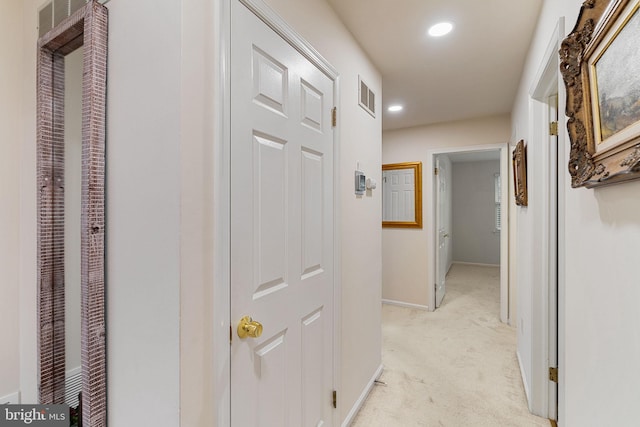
[352,264,549,426]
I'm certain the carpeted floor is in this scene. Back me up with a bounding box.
[352,263,550,427]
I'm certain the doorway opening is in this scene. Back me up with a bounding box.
[427,144,510,323]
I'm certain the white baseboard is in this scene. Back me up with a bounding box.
[0,391,20,404]
[516,351,531,409]
[453,261,500,268]
[341,364,383,427]
[382,299,429,311]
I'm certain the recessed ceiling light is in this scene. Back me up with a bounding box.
[388,105,403,112]
[428,22,453,37]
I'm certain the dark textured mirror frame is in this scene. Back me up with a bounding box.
[560,0,640,188]
[37,1,107,425]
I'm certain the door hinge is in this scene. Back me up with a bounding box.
[331,107,337,127]
[549,121,558,136]
[549,367,558,383]
[332,390,337,409]
[434,167,439,175]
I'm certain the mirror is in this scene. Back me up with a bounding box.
[382,162,423,228]
[64,45,83,414]
[37,2,108,425]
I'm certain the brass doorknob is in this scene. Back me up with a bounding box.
[237,316,263,339]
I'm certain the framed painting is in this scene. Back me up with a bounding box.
[513,140,528,206]
[561,0,640,188]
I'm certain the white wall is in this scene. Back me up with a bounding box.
[382,115,510,308]
[513,0,640,424]
[19,0,39,406]
[262,0,383,421]
[508,147,518,328]
[452,160,501,265]
[106,1,181,425]
[0,0,23,403]
[179,0,217,425]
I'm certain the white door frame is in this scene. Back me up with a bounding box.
[213,1,342,425]
[434,156,448,309]
[527,17,565,422]
[426,143,510,323]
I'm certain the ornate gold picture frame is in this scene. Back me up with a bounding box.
[382,162,423,228]
[513,140,528,206]
[561,0,640,188]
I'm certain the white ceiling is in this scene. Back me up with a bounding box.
[326,0,543,130]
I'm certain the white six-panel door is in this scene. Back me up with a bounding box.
[435,157,448,308]
[230,1,335,426]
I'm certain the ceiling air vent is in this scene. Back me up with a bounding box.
[358,75,376,118]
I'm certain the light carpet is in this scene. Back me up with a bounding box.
[351,263,550,427]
